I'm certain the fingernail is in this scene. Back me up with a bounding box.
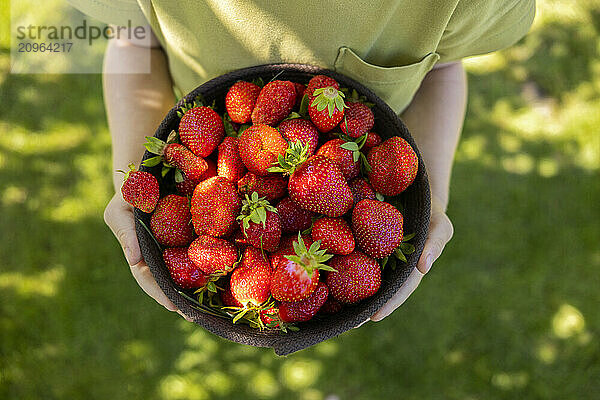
[423,254,433,273]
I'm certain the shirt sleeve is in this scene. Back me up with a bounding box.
[66,0,147,27]
[436,0,536,62]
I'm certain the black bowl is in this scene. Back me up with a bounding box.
[135,64,430,355]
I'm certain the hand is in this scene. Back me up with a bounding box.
[103,193,191,321]
[368,195,454,322]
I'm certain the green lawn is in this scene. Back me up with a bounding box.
[1,1,599,399]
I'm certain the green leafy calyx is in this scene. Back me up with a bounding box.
[236,192,277,233]
[310,87,346,117]
[285,233,335,277]
[267,140,310,175]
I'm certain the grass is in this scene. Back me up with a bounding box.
[1,1,599,399]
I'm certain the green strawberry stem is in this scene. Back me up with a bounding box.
[136,217,163,251]
[237,192,277,233]
[285,233,336,277]
[311,87,346,117]
[267,140,309,175]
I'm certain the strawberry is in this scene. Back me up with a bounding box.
[308,86,346,132]
[319,297,342,314]
[292,82,306,107]
[176,158,217,196]
[271,234,334,302]
[259,307,281,328]
[311,217,355,255]
[276,197,315,233]
[339,101,374,138]
[238,124,288,176]
[237,172,287,202]
[287,155,353,217]
[225,80,261,124]
[305,75,339,100]
[316,138,360,180]
[269,233,314,271]
[217,136,247,182]
[150,195,195,247]
[191,176,241,237]
[363,132,382,149]
[163,247,209,289]
[278,118,319,157]
[119,163,159,213]
[251,80,296,126]
[230,247,272,306]
[348,177,376,204]
[279,281,328,322]
[326,251,381,304]
[367,136,418,196]
[237,192,281,252]
[143,135,208,182]
[221,284,244,307]
[179,106,225,157]
[352,199,403,258]
[188,235,238,275]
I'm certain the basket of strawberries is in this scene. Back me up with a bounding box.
[124,63,430,355]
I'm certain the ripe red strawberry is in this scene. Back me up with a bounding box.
[287,155,353,217]
[217,136,247,182]
[230,247,272,306]
[164,143,208,181]
[176,158,217,196]
[278,118,319,156]
[179,106,225,157]
[326,251,381,304]
[319,297,342,314]
[238,124,288,176]
[367,136,418,196]
[363,132,382,149]
[271,235,334,302]
[150,195,195,247]
[120,163,159,213]
[221,284,244,307]
[308,86,346,133]
[292,82,306,107]
[144,136,208,182]
[348,178,376,204]
[175,158,217,196]
[311,217,355,255]
[237,172,287,202]
[191,176,241,237]
[237,192,281,252]
[225,80,261,124]
[279,281,328,322]
[188,235,238,275]
[352,199,403,258]
[259,308,280,328]
[251,80,296,126]
[276,197,315,233]
[339,101,374,138]
[316,138,360,180]
[305,75,339,100]
[269,233,314,271]
[163,247,209,289]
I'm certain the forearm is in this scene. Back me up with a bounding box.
[400,61,467,209]
[103,37,175,192]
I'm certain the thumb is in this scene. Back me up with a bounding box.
[104,194,143,266]
[417,199,453,274]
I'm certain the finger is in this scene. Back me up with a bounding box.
[130,260,179,312]
[417,209,453,274]
[370,267,424,321]
[104,195,143,266]
[354,318,370,329]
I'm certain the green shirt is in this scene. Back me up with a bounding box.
[68,0,535,113]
